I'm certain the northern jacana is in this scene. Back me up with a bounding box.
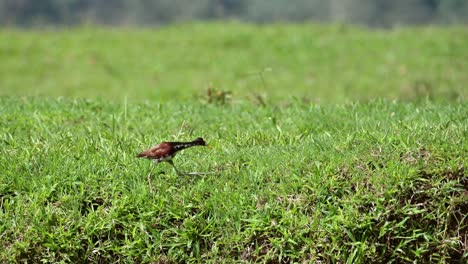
[137,137,208,176]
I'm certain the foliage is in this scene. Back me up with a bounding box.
[0,0,468,26]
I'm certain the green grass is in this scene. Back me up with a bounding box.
[0,97,466,263]
[0,23,467,103]
[0,23,467,262]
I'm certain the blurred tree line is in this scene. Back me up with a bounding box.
[0,0,467,27]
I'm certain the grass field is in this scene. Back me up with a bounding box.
[0,23,467,263]
[1,23,467,103]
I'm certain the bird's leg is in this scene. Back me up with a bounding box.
[147,162,157,193]
[167,160,183,176]
[167,160,212,176]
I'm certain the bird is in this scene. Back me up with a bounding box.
[137,137,208,176]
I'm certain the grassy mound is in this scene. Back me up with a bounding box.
[0,97,466,262]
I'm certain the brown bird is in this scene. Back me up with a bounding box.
[137,137,207,176]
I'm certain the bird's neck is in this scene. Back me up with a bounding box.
[173,141,201,151]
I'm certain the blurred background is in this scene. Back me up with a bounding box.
[1,0,467,27]
[0,1,466,103]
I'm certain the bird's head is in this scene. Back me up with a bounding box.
[193,137,207,146]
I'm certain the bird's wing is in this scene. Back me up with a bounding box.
[150,144,170,158]
[137,143,160,158]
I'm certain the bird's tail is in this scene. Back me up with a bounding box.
[136,152,147,158]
